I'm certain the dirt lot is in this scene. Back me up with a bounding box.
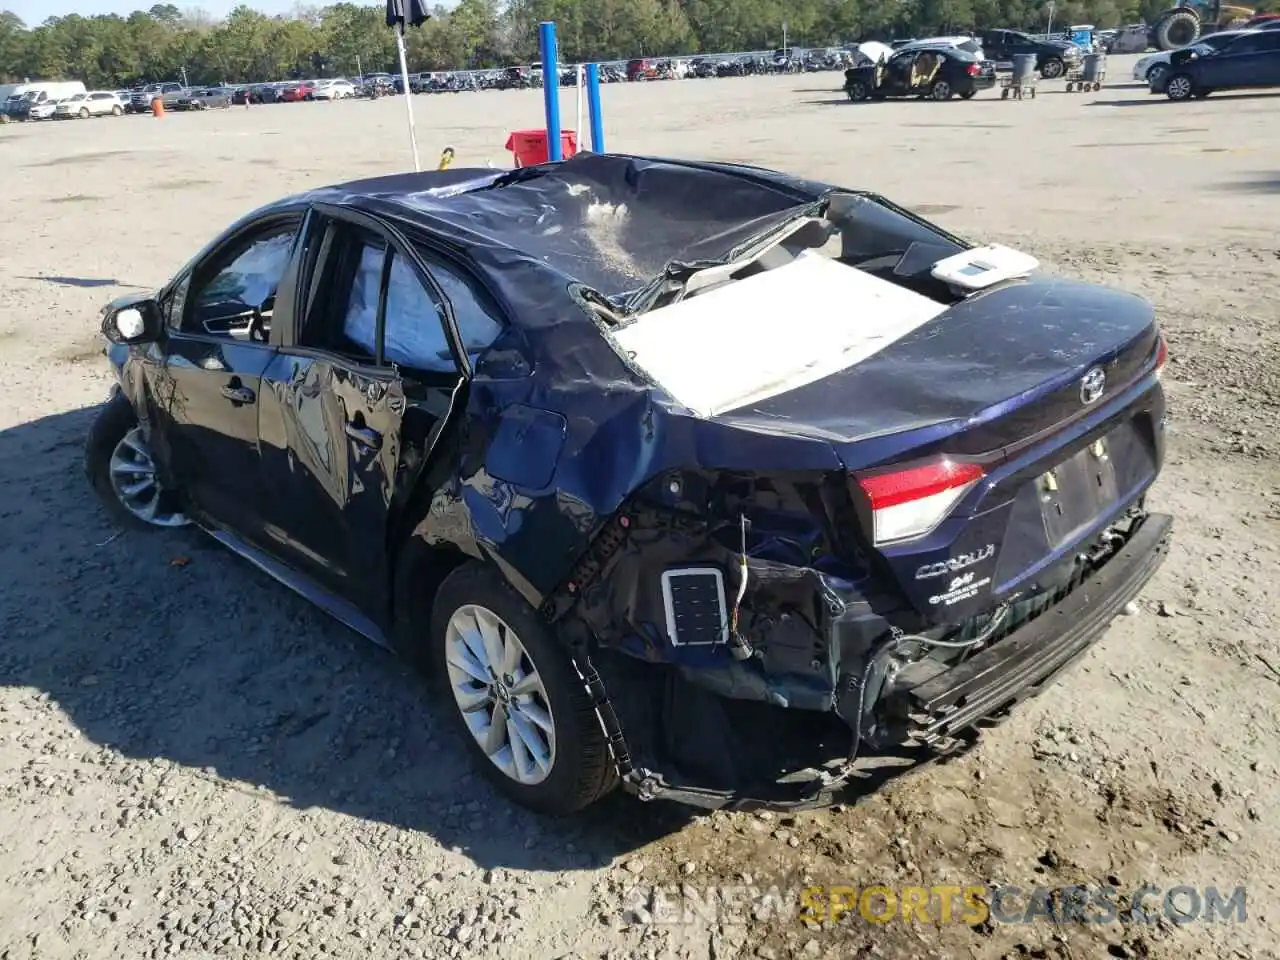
[1,59,1277,960]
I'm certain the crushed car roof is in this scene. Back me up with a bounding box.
[301,153,837,304]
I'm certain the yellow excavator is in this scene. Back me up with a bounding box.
[1151,0,1257,50]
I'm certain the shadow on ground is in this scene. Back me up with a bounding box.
[0,406,694,874]
[1089,90,1280,107]
[18,275,139,288]
[1216,172,1280,193]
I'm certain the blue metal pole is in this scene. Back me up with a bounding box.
[585,62,605,153]
[538,22,562,161]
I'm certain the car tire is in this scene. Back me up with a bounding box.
[846,80,870,101]
[930,79,954,100]
[1040,58,1064,80]
[1155,9,1200,50]
[1165,73,1194,100]
[1146,63,1169,85]
[959,90,976,100]
[428,562,619,815]
[85,393,190,531]
[79,107,90,119]
[1192,87,1213,99]
[111,105,123,116]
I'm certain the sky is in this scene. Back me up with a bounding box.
[6,1,301,24]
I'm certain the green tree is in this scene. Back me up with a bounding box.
[0,0,1164,86]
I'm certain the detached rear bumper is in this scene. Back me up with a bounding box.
[902,512,1173,746]
[619,512,1172,811]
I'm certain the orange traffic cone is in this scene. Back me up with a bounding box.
[151,96,165,118]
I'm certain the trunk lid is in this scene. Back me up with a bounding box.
[712,275,1166,624]
[716,275,1159,465]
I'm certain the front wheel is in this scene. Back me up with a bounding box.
[79,108,89,119]
[1040,58,1064,80]
[85,393,190,530]
[846,80,870,101]
[1146,63,1169,86]
[111,104,123,116]
[429,563,618,815]
[1165,73,1194,101]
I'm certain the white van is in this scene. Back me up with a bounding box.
[2,81,88,121]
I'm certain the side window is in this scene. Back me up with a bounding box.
[337,241,454,372]
[420,253,505,366]
[185,224,298,337]
[383,254,455,370]
[300,220,503,374]
[300,224,454,374]
[163,274,190,329]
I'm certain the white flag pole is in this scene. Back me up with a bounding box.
[575,64,584,151]
[395,23,421,171]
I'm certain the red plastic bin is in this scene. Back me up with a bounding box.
[504,129,578,167]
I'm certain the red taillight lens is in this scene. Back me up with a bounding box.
[856,459,986,545]
[1154,333,1169,378]
[967,64,981,76]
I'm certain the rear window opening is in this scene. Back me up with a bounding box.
[603,195,1041,419]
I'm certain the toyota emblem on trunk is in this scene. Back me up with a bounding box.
[1080,367,1107,405]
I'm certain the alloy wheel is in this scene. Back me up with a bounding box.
[445,604,556,785]
[1166,75,1192,100]
[107,426,189,527]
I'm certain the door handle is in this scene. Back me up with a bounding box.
[221,384,256,404]
[344,423,382,449]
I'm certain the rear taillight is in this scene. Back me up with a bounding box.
[1154,333,1169,378]
[856,459,985,546]
[967,64,981,76]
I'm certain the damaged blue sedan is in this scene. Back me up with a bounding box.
[86,153,1172,814]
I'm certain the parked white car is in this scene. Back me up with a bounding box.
[311,78,355,100]
[55,91,125,119]
[1132,28,1256,82]
[28,98,63,120]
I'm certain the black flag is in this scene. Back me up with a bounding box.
[386,0,431,28]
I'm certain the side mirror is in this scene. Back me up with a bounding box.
[102,301,163,345]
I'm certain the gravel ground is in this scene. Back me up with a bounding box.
[1,60,1278,960]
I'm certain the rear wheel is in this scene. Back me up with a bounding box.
[429,563,618,815]
[1039,57,1064,79]
[85,393,190,530]
[78,107,89,119]
[959,89,976,100]
[930,79,954,100]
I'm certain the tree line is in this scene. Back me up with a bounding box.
[0,0,1260,89]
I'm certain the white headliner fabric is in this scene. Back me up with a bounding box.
[611,251,947,418]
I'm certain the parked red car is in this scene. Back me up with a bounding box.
[626,58,659,81]
[278,82,312,102]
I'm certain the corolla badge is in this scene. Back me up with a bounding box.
[915,544,996,580]
[1080,366,1107,405]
